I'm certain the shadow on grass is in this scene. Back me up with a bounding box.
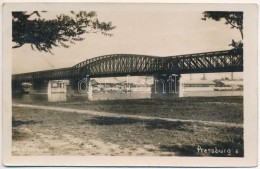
[12,129,31,141]
[159,142,244,157]
[12,119,41,141]
[86,116,193,131]
[12,119,41,127]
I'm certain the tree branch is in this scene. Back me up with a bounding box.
[225,18,240,29]
[12,11,115,53]
[12,44,24,48]
[225,17,243,39]
[239,28,243,39]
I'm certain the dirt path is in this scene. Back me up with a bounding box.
[12,103,243,128]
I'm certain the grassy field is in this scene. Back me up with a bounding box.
[12,96,243,156]
[28,96,243,124]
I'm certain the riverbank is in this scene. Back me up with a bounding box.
[12,96,243,156]
[14,96,243,124]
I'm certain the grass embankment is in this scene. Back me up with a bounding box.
[12,96,243,156]
[19,96,243,124]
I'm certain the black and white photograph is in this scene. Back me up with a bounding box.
[2,1,258,167]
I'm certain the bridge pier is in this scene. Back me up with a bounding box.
[151,74,181,99]
[68,76,92,99]
[30,80,49,94]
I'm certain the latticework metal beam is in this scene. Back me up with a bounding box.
[12,49,243,82]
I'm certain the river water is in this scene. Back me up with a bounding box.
[12,90,243,103]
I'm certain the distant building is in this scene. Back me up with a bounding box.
[214,80,243,91]
[92,78,133,93]
[21,82,32,93]
[181,79,215,91]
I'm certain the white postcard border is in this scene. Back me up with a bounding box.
[2,1,259,167]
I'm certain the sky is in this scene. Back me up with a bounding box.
[12,5,243,81]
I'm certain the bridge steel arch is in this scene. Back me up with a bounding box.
[81,54,164,78]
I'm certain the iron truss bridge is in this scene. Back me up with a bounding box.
[12,49,243,81]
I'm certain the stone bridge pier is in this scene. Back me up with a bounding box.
[68,76,92,99]
[151,74,181,99]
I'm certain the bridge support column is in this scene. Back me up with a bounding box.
[31,80,49,94]
[68,76,92,99]
[151,74,181,99]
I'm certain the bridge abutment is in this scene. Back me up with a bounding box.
[68,76,92,99]
[151,74,181,99]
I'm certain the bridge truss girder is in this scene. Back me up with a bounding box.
[12,49,243,82]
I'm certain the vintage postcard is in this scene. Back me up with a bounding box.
[2,1,258,167]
